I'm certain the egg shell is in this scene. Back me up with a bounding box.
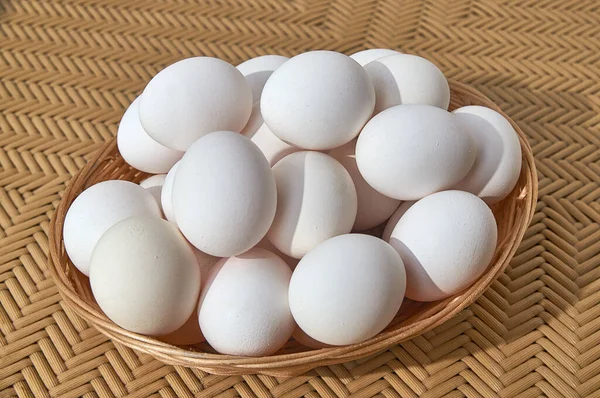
[198,248,295,356]
[236,55,289,104]
[157,304,205,345]
[90,217,201,335]
[356,104,476,200]
[242,103,300,166]
[292,327,332,349]
[289,234,406,346]
[267,151,357,259]
[261,50,375,150]
[453,106,522,203]
[117,98,183,173]
[139,57,252,151]
[255,237,299,270]
[349,48,402,66]
[173,131,277,257]
[160,161,179,225]
[381,201,414,242]
[329,140,400,231]
[364,54,450,113]
[139,174,166,213]
[63,180,161,276]
[389,190,498,302]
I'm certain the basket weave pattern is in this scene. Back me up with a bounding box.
[47,82,537,376]
[2,0,600,395]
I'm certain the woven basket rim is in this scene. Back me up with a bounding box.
[47,80,538,376]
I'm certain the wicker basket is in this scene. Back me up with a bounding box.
[47,81,538,377]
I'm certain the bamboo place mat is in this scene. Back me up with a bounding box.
[1,0,599,397]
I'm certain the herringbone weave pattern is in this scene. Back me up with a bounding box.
[0,0,599,396]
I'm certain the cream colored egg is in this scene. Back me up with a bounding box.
[89,217,201,335]
[160,161,179,225]
[261,51,375,150]
[329,140,400,231]
[364,54,450,113]
[236,55,289,104]
[356,104,476,200]
[389,190,497,302]
[117,98,183,173]
[157,304,204,345]
[381,201,414,242]
[292,327,331,349]
[139,174,166,213]
[267,151,357,259]
[242,104,300,166]
[198,248,295,356]
[453,106,522,203]
[173,131,277,257]
[139,57,252,151]
[349,48,401,66]
[63,180,161,276]
[289,234,406,345]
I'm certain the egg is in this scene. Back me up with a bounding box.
[349,48,402,66]
[389,190,497,302]
[90,217,201,335]
[289,234,406,345]
[139,174,166,213]
[356,104,476,200]
[160,161,179,225]
[173,131,277,257]
[242,115,301,166]
[63,180,161,276]
[267,151,357,259]
[292,327,331,349]
[381,201,414,242]
[139,57,252,151]
[158,306,204,346]
[236,55,289,103]
[255,237,299,270]
[261,50,375,150]
[329,140,400,231]
[198,248,295,356]
[453,106,522,203]
[117,98,183,173]
[363,54,450,113]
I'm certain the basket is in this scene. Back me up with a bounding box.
[47,81,538,377]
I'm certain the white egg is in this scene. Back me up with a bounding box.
[139,174,166,213]
[381,201,414,242]
[453,106,522,203]
[255,237,299,270]
[158,306,204,346]
[349,48,402,66]
[364,54,450,113]
[63,180,161,276]
[267,151,357,259]
[117,98,183,173]
[329,140,400,231]
[160,161,179,225]
[389,190,497,302]
[199,248,295,356]
[139,57,252,151]
[292,327,331,349]
[90,217,201,335]
[242,103,300,166]
[261,51,375,150]
[236,55,289,104]
[289,234,406,345]
[173,131,277,257]
[356,105,476,200]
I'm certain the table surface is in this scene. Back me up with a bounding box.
[1,0,599,397]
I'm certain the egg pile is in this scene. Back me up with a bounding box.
[63,49,522,355]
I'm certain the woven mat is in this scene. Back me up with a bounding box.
[1,0,599,397]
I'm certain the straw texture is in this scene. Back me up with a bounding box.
[1,0,599,396]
